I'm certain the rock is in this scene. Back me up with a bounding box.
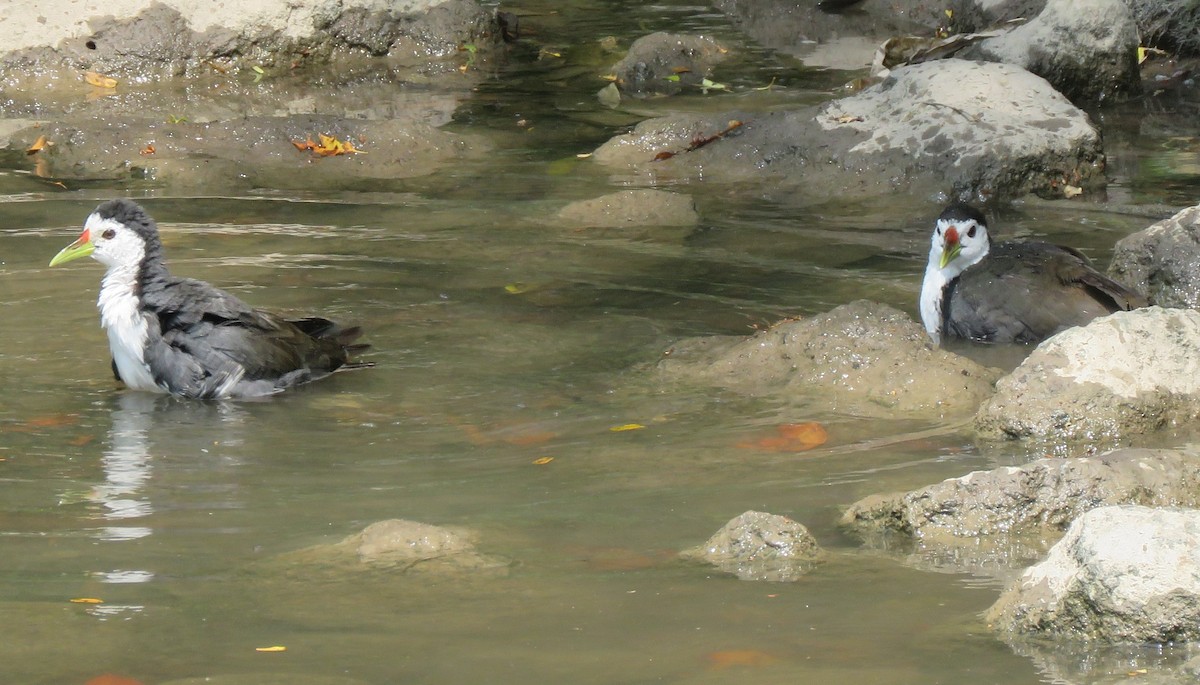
[9,114,484,191]
[275,519,511,576]
[986,505,1200,642]
[0,0,496,78]
[966,0,1140,103]
[657,300,1000,418]
[1109,203,1200,308]
[592,59,1103,202]
[712,0,942,70]
[681,510,825,581]
[609,32,729,96]
[556,189,698,229]
[974,307,1200,445]
[1129,0,1200,55]
[841,447,1200,539]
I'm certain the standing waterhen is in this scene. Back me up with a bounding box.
[50,199,369,399]
[919,203,1147,345]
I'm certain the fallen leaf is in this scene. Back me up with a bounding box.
[255,645,287,652]
[1062,184,1083,198]
[84,675,146,685]
[532,456,554,465]
[70,597,104,604]
[609,423,645,432]
[599,74,618,82]
[575,152,593,159]
[737,422,828,452]
[139,144,156,156]
[291,133,365,157]
[26,135,49,155]
[706,649,778,670]
[84,71,118,89]
[653,151,676,161]
[671,66,692,74]
[831,114,864,124]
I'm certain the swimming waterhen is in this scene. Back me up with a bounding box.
[919,203,1147,345]
[50,199,369,398]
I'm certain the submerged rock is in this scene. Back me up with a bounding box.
[681,510,825,581]
[841,447,1200,539]
[556,189,699,229]
[277,519,511,577]
[974,307,1200,445]
[608,32,729,96]
[657,300,1000,418]
[986,505,1200,643]
[1109,203,1200,308]
[593,59,1102,202]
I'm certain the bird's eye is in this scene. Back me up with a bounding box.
[102,229,116,240]
[967,225,977,238]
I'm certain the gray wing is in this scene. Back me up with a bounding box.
[946,242,1147,344]
[137,277,349,398]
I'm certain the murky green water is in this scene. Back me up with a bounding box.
[3,2,1200,684]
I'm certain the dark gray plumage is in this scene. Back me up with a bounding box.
[51,199,369,399]
[920,203,1147,345]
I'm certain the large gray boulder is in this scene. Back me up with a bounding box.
[608,32,729,96]
[842,447,1200,539]
[987,505,1200,642]
[975,307,1200,445]
[964,0,1141,103]
[593,59,1103,202]
[1109,203,1200,308]
[656,300,1000,418]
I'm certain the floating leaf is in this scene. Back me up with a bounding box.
[70,597,104,604]
[292,134,365,157]
[699,78,728,94]
[251,65,265,74]
[665,74,681,82]
[576,152,593,159]
[255,645,287,652]
[670,66,691,74]
[26,135,49,155]
[84,675,146,685]
[752,76,777,91]
[609,423,645,432]
[166,114,188,124]
[84,71,117,89]
[139,144,156,156]
[737,422,828,452]
[706,649,778,670]
[504,282,535,294]
[532,456,554,465]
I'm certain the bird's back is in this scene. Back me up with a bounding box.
[944,241,1147,344]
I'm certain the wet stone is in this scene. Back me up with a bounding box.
[681,510,825,581]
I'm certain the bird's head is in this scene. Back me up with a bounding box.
[49,199,161,271]
[930,203,990,275]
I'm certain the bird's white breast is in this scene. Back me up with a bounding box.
[919,261,948,345]
[98,267,162,393]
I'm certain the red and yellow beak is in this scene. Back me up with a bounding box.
[48,229,94,266]
[939,226,961,269]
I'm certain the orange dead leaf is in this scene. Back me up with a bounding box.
[532,456,554,465]
[139,144,155,156]
[26,135,49,155]
[84,71,118,89]
[84,675,146,685]
[671,66,692,74]
[737,422,828,453]
[255,645,287,652]
[609,423,645,432]
[706,649,778,670]
[291,133,365,157]
[653,151,677,161]
[70,597,104,604]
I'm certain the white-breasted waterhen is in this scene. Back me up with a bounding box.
[49,199,370,399]
[919,203,1147,345]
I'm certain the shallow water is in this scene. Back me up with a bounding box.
[3,2,1200,684]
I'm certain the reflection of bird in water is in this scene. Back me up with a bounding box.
[89,393,250,542]
[920,203,1148,345]
[50,199,370,399]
